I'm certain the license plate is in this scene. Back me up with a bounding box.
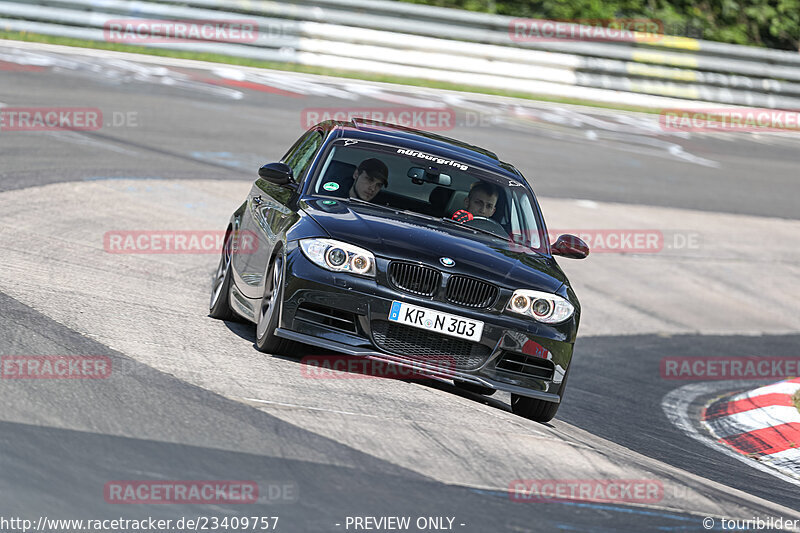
[388,301,484,342]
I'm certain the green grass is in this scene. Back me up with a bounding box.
[794,389,800,414]
[0,30,662,115]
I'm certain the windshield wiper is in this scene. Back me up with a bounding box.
[345,198,440,222]
[342,196,398,213]
[439,216,507,240]
[342,198,519,244]
[400,210,440,222]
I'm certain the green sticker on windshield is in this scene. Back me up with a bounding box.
[322,182,339,191]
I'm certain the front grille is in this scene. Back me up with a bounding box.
[446,275,498,308]
[388,262,441,296]
[295,303,358,334]
[371,320,491,370]
[496,351,555,380]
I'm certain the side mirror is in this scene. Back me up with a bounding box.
[551,234,589,259]
[258,162,295,186]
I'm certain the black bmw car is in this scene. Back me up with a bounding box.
[210,119,588,422]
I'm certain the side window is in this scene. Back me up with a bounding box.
[517,192,541,249]
[510,195,521,237]
[282,131,323,185]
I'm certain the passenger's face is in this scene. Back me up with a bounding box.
[465,190,498,217]
[352,171,384,201]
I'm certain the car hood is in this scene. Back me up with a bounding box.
[302,199,566,292]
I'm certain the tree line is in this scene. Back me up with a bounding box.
[400,0,799,50]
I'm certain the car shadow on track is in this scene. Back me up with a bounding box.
[219,319,523,421]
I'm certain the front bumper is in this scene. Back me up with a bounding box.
[277,247,577,402]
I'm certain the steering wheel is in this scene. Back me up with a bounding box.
[464,216,508,237]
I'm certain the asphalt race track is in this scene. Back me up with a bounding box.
[1,41,799,532]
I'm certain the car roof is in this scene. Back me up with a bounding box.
[317,119,527,182]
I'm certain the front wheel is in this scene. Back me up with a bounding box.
[511,369,569,423]
[209,231,235,320]
[255,254,298,355]
[510,394,559,422]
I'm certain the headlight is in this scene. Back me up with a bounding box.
[300,239,376,277]
[506,289,574,324]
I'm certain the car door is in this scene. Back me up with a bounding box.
[235,129,324,299]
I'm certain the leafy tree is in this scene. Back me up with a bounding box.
[398,0,800,49]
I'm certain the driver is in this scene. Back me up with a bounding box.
[452,181,500,222]
[349,158,389,202]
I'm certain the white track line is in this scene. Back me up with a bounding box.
[704,405,800,439]
[732,380,800,401]
[765,450,800,477]
[662,382,800,486]
[764,448,800,463]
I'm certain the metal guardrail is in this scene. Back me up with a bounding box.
[1,0,799,109]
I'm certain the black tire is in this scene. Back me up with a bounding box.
[209,230,235,320]
[255,253,298,355]
[511,369,569,423]
[454,380,496,396]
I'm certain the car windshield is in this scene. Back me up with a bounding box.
[310,138,546,253]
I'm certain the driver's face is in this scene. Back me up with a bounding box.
[465,191,498,217]
[352,171,385,201]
